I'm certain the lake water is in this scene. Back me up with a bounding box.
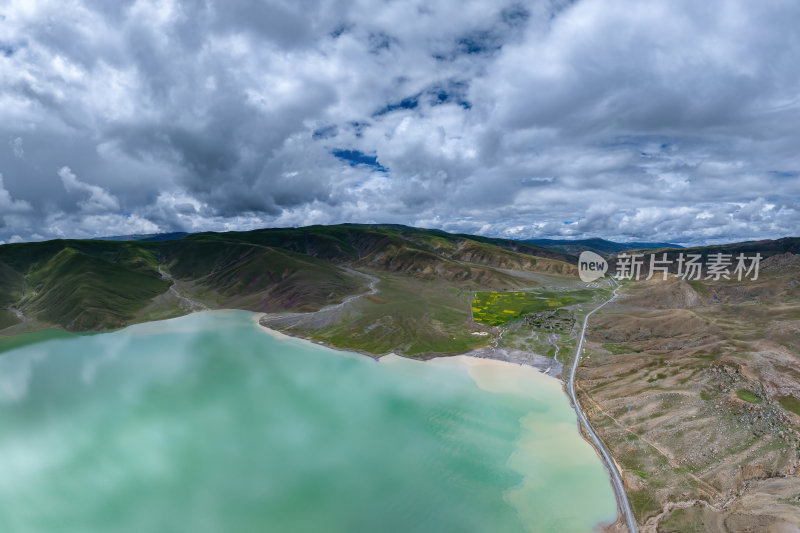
[0,310,616,532]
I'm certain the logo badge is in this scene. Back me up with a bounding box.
[578,251,608,282]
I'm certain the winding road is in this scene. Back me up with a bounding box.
[568,279,639,533]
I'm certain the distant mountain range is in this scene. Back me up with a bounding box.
[96,230,683,257]
[524,237,683,257]
[94,232,190,242]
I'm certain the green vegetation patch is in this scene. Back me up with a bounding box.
[628,488,662,522]
[603,343,628,354]
[603,342,642,354]
[471,289,592,326]
[659,506,707,533]
[736,389,763,404]
[687,280,709,298]
[694,350,720,361]
[0,309,21,331]
[778,395,800,416]
[700,390,717,401]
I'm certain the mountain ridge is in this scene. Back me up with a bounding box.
[2,224,798,340]
[0,224,578,337]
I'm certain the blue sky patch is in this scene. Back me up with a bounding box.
[457,30,501,55]
[501,5,530,26]
[373,95,419,116]
[332,149,387,172]
[429,81,472,109]
[312,125,338,139]
[1,43,16,57]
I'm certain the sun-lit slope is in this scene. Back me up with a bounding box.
[199,226,575,357]
[354,239,532,286]
[347,225,580,272]
[440,230,578,264]
[217,224,579,270]
[445,240,578,276]
[189,224,579,285]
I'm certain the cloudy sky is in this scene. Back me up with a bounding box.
[1,0,799,245]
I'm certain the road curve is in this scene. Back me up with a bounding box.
[568,280,639,533]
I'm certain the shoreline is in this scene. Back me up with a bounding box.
[254,311,563,380]
[2,308,561,380]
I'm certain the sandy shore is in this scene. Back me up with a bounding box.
[251,312,296,341]
[459,345,564,377]
[410,354,562,397]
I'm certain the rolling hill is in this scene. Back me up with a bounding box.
[0,225,578,345]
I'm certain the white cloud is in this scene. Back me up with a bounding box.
[58,166,119,213]
[43,211,160,240]
[0,173,32,213]
[0,0,798,245]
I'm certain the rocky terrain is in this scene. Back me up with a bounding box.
[577,260,800,531]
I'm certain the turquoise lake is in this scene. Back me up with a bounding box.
[0,310,616,532]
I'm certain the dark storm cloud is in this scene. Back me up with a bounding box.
[0,0,799,244]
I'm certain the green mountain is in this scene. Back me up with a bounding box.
[6,224,794,357]
[0,225,579,355]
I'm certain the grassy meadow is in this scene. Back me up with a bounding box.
[471,289,594,326]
